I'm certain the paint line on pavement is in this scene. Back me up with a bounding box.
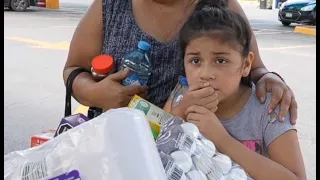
[275,50,316,58]
[5,17,80,20]
[255,31,293,35]
[6,36,70,50]
[73,105,89,115]
[260,44,316,51]
[50,25,77,28]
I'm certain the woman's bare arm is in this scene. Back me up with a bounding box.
[63,0,103,107]
[228,0,269,82]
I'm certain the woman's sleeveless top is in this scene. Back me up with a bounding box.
[101,0,185,107]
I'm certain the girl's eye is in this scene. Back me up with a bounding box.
[216,58,227,64]
[191,58,201,64]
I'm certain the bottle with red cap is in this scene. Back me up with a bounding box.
[91,54,115,81]
[89,54,115,119]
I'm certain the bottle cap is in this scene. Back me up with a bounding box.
[179,77,188,86]
[226,167,247,180]
[170,151,193,173]
[91,55,114,74]
[186,170,207,180]
[180,123,200,138]
[138,41,151,51]
[201,139,216,157]
[211,153,232,174]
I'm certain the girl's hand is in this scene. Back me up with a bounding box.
[256,72,298,125]
[171,82,219,119]
[185,105,229,146]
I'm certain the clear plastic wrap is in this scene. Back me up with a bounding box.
[4,108,166,180]
[156,116,249,180]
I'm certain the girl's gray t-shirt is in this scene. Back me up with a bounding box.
[101,0,184,108]
[220,84,295,157]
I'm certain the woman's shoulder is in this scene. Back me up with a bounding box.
[102,0,130,16]
[102,0,129,7]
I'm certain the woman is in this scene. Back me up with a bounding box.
[63,0,297,124]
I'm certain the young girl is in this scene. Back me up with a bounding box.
[164,1,306,180]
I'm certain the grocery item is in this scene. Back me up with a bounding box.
[186,170,207,180]
[180,123,201,138]
[5,108,166,180]
[172,77,189,108]
[91,54,115,81]
[211,153,232,175]
[54,113,89,137]
[120,40,152,86]
[30,129,55,147]
[156,116,249,180]
[171,151,193,173]
[128,95,173,138]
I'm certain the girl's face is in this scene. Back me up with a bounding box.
[184,36,254,102]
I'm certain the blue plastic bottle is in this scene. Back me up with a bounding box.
[172,77,189,108]
[120,41,152,86]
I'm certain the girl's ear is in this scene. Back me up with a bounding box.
[242,52,254,77]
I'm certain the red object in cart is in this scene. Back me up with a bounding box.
[30,129,55,147]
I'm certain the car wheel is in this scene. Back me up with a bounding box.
[10,0,29,11]
[281,21,291,26]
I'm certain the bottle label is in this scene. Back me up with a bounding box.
[123,73,146,86]
[165,160,184,180]
[135,100,151,114]
[175,133,195,154]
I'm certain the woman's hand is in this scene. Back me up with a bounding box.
[256,73,298,125]
[171,82,219,119]
[185,105,229,146]
[90,68,147,110]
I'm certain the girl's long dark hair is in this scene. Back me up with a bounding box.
[180,0,252,86]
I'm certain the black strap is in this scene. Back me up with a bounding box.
[269,72,285,83]
[65,68,90,117]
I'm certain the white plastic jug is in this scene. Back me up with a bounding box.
[4,108,166,180]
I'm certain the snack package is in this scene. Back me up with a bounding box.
[128,95,173,138]
[156,116,249,180]
[54,113,89,137]
[4,108,166,180]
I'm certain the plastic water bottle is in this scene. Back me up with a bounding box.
[120,41,152,86]
[172,77,189,108]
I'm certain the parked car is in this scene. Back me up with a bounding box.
[4,0,37,11]
[278,0,316,26]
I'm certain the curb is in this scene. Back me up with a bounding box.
[238,0,259,5]
[294,26,316,36]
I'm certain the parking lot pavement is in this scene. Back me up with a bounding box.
[4,3,316,179]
